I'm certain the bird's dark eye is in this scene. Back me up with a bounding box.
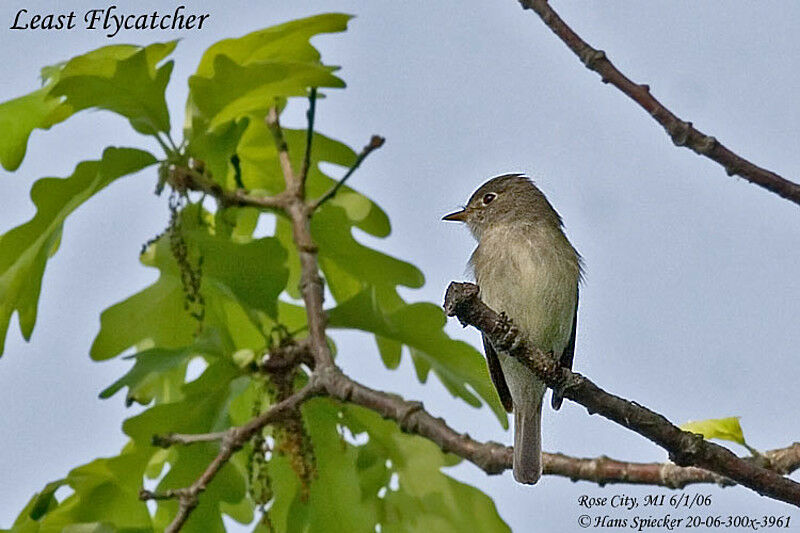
[482,193,497,205]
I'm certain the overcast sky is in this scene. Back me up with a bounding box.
[1,1,799,531]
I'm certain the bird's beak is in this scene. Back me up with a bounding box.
[442,209,468,222]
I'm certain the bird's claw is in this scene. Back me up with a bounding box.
[495,312,522,352]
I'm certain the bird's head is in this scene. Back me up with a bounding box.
[442,173,562,239]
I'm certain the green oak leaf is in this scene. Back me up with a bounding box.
[0,147,156,356]
[99,346,208,406]
[185,117,250,189]
[0,42,176,170]
[185,13,350,132]
[345,404,510,533]
[0,87,68,171]
[376,335,402,369]
[680,416,747,446]
[263,399,508,532]
[121,361,242,448]
[90,204,289,361]
[124,363,250,533]
[193,14,352,77]
[190,57,343,131]
[237,123,391,238]
[46,42,177,82]
[7,445,155,532]
[213,205,261,243]
[26,479,67,521]
[328,289,508,426]
[50,46,175,135]
[275,206,419,305]
[90,271,199,361]
[313,205,424,297]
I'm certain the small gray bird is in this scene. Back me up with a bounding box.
[443,174,581,484]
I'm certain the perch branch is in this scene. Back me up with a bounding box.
[444,281,800,506]
[321,363,800,488]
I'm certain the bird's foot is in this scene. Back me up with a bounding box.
[495,312,523,352]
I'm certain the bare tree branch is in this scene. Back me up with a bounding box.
[444,281,800,506]
[546,444,800,489]
[518,0,800,206]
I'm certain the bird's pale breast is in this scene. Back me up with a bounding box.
[471,224,579,356]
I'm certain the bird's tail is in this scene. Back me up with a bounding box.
[513,395,543,484]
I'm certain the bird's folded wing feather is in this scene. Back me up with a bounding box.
[552,286,578,410]
[482,334,514,413]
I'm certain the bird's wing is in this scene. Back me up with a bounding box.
[551,286,578,410]
[482,334,513,413]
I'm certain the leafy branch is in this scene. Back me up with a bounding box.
[145,87,385,528]
[142,383,320,532]
[152,93,800,529]
[149,336,800,521]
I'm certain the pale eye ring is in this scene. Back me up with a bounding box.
[482,193,497,205]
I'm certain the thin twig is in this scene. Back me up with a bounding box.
[265,104,297,192]
[518,0,800,206]
[141,383,320,533]
[259,338,314,372]
[312,135,385,210]
[151,431,227,448]
[166,133,180,153]
[300,88,318,187]
[169,164,289,210]
[155,134,172,157]
[444,281,800,507]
